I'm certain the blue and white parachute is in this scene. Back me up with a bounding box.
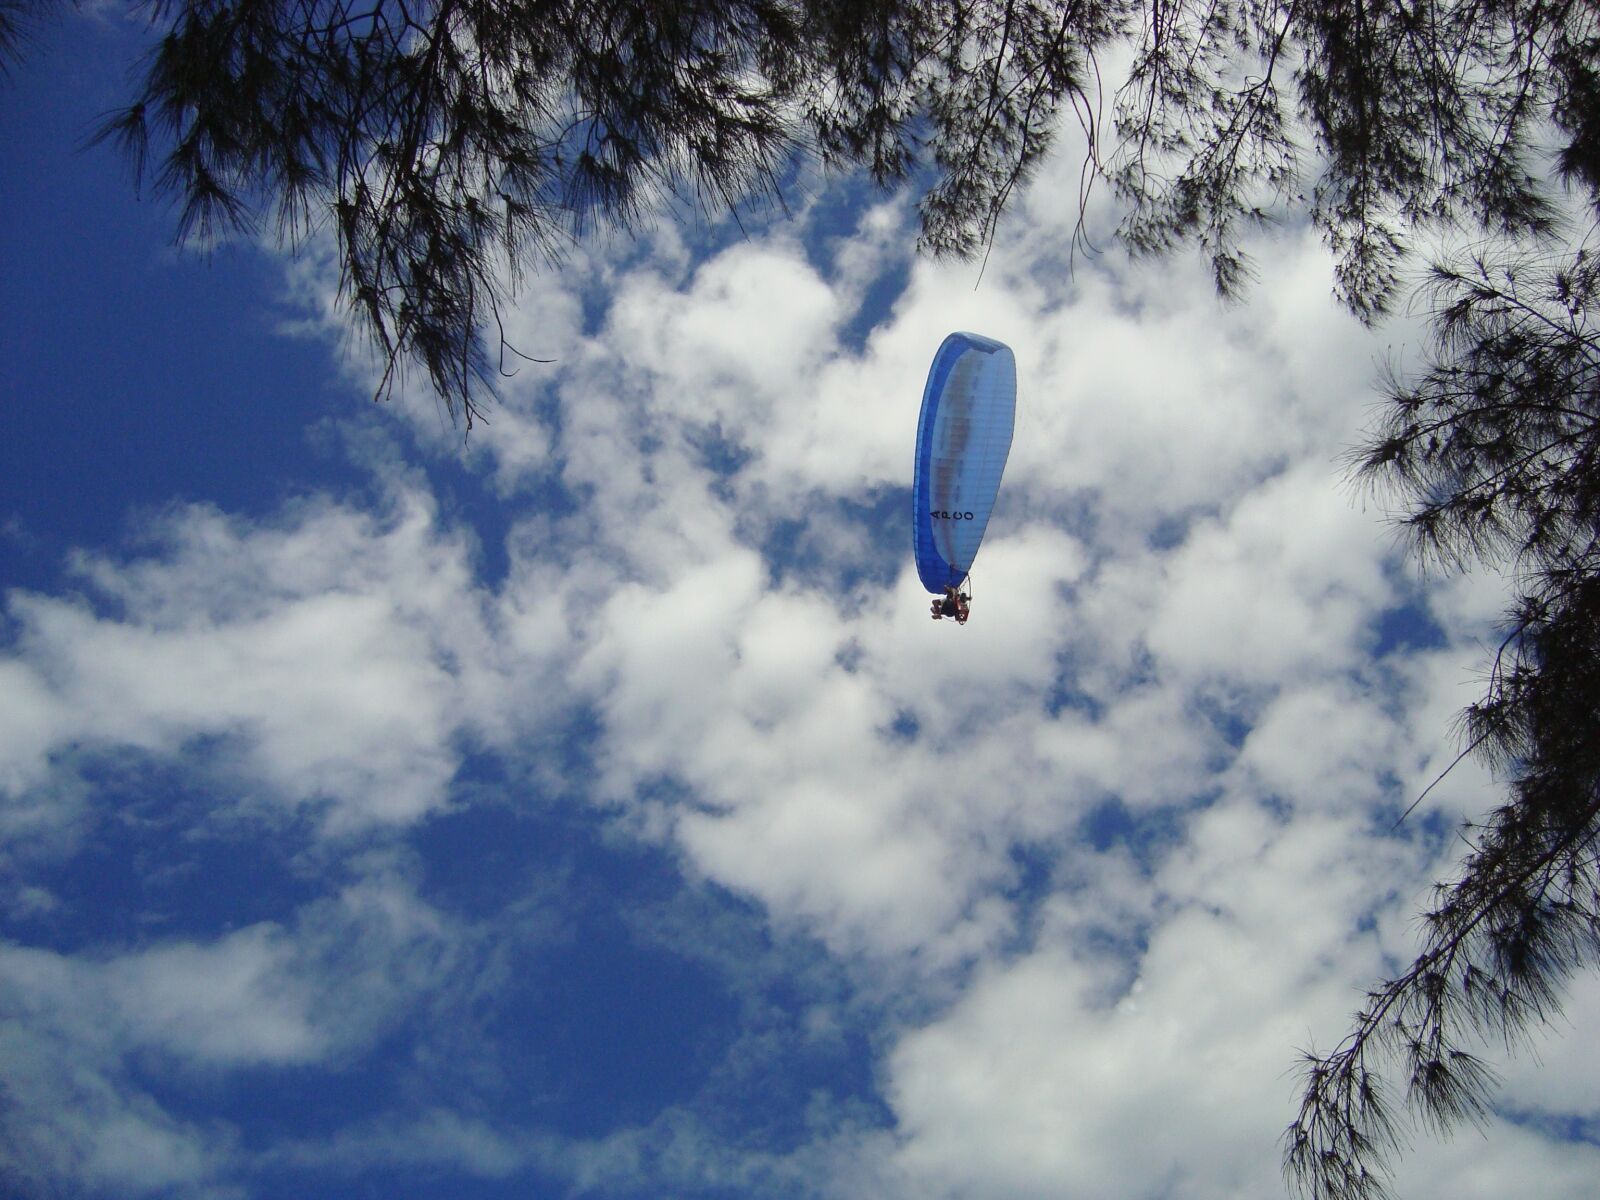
[912,332,1017,594]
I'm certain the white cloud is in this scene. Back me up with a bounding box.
[1,486,506,835]
[0,866,466,1196]
[0,1037,230,1200]
[1232,677,1404,811]
[471,189,1600,1200]
[1142,461,1394,687]
[1389,1120,1600,1200]
[871,795,1593,1200]
[419,180,1595,1200]
[8,94,1596,1200]
[2,869,459,1067]
[1497,970,1600,1118]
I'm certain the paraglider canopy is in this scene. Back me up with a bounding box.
[912,332,1016,597]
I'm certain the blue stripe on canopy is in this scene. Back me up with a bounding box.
[912,332,1017,594]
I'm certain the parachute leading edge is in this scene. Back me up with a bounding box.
[912,332,1016,595]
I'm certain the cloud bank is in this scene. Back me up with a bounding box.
[4,126,1597,1200]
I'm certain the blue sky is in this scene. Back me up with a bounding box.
[4,10,1600,1200]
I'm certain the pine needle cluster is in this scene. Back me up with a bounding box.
[86,0,1123,422]
[1288,239,1600,1200]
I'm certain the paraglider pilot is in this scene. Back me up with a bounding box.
[930,585,970,624]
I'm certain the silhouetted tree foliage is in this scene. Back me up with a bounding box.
[6,0,1599,1191]
[0,0,55,70]
[45,0,1592,424]
[85,0,1116,423]
[1287,243,1600,1200]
